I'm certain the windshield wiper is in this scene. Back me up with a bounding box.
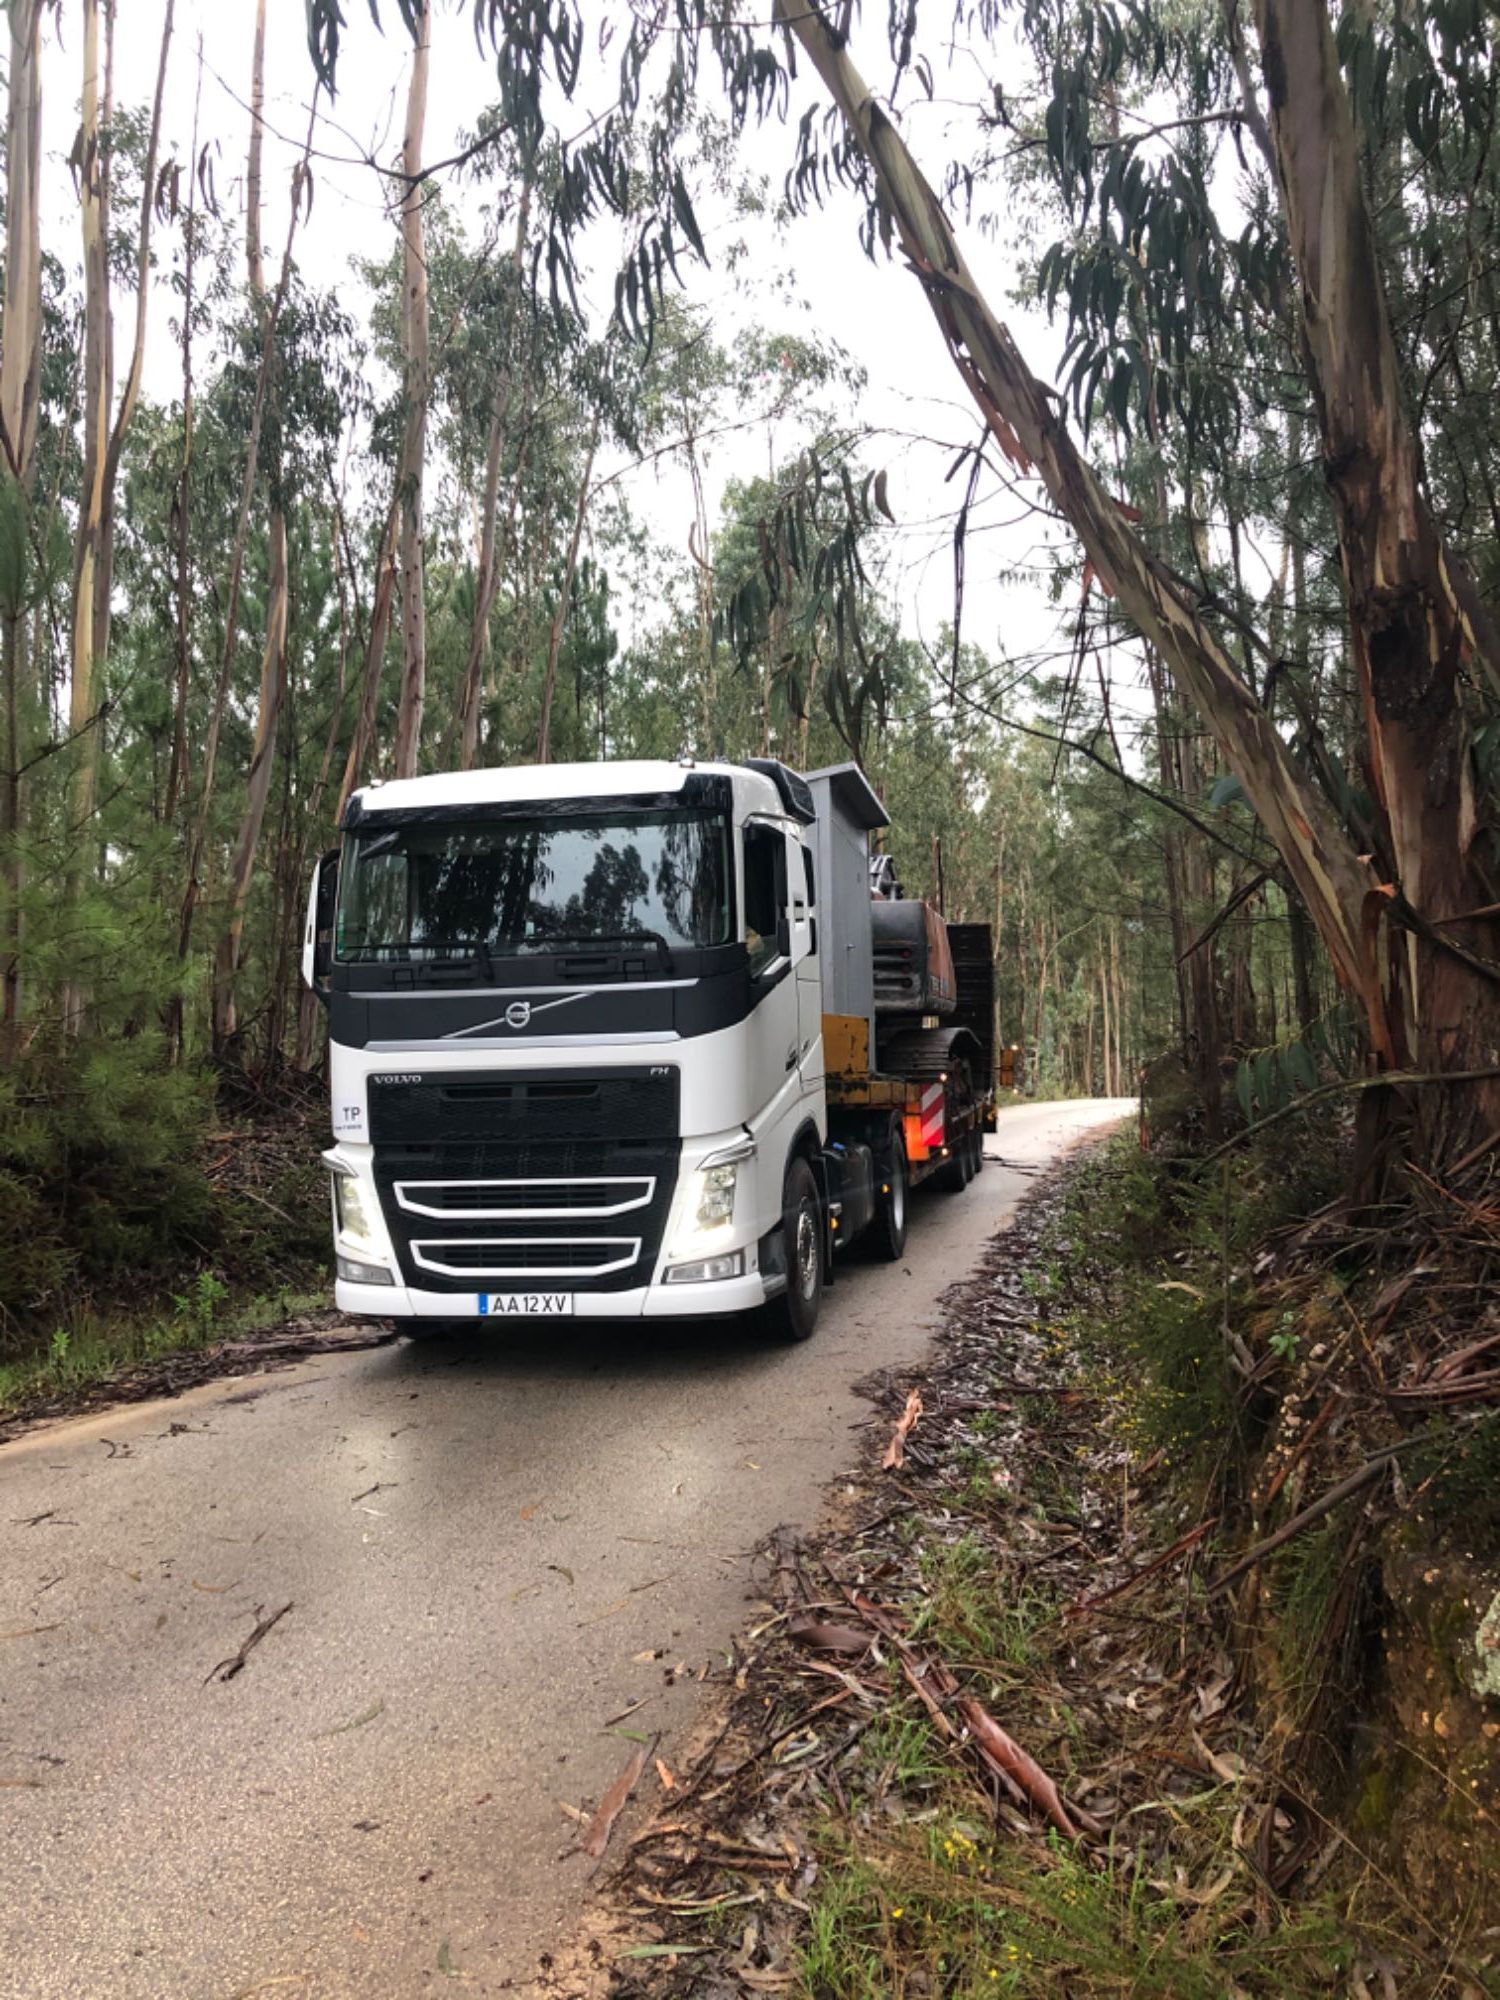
[542,929,674,957]
[544,928,680,976]
[408,938,495,981]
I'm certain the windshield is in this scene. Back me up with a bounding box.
[335,810,732,962]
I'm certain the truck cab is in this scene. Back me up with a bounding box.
[305,759,833,1332]
[304,757,992,1340]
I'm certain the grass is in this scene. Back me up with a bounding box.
[792,1128,1374,2000]
[906,1534,1055,1685]
[0,1277,330,1416]
[798,1815,1358,1999]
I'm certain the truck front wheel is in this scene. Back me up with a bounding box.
[761,1157,824,1343]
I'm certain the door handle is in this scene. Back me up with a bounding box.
[785,1047,798,1071]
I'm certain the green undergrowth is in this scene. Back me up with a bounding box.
[1032,1124,1345,1498]
[0,1278,329,1416]
[0,1035,331,1411]
[790,1129,1386,2000]
[801,1813,1359,1999]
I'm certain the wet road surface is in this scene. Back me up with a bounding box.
[0,1097,1131,1999]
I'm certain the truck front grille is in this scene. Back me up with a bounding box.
[408,1238,642,1279]
[392,1177,655,1219]
[368,1066,680,1294]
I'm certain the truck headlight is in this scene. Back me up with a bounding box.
[692,1138,756,1232]
[328,1161,376,1250]
[696,1160,739,1230]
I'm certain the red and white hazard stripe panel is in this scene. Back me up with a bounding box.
[904,1082,948,1162]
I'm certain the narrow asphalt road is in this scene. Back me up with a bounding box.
[0,1098,1130,2000]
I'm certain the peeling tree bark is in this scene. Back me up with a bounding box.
[776,3,1372,985]
[1250,0,1500,1159]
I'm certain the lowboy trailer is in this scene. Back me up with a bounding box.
[303,757,994,1342]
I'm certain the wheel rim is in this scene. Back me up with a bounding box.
[793,1201,820,1300]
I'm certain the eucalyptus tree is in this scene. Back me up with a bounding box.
[63,0,173,1033]
[304,0,1500,1180]
[0,0,44,1050]
[392,0,431,779]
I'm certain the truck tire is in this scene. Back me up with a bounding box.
[933,1136,969,1192]
[760,1157,824,1342]
[870,1123,909,1261]
[969,1128,985,1176]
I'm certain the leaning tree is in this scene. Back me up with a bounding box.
[303,0,1500,1180]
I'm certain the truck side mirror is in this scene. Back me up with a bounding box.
[302,848,339,1001]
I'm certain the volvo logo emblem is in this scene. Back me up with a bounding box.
[444,989,592,1040]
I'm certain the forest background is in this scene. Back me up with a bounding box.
[1,0,1483,1360]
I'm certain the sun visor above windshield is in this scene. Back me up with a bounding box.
[341,772,734,831]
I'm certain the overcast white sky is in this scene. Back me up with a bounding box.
[41,0,1088,700]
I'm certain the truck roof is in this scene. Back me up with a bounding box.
[343,759,784,823]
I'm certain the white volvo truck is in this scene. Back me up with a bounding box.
[303,757,995,1341]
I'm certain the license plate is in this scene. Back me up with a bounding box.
[478,1292,573,1318]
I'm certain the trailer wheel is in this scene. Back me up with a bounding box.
[870,1123,909,1261]
[760,1157,824,1343]
[967,1127,985,1176]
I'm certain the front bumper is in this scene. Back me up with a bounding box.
[336,1271,772,1322]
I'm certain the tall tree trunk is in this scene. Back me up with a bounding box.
[685,421,717,751]
[457,178,531,772]
[536,421,598,765]
[1,0,43,487]
[338,504,399,817]
[392,6,430,780]
[213,0,289,1054]
[172,97,313,1056]
[64,0,170,1033]
[213,534,289,1050]
[777,6,1371,1034]
[62,0,112,1036]
[783,0,1500,1172]
[165,34,202,830]
[0,0,44,1057]
[1248,0,1500,1164]
[246,0,266,290]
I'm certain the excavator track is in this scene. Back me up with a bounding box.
[877,1024,985,1082]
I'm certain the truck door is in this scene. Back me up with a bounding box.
[790,833,822,1096]
[742,819,802,1152]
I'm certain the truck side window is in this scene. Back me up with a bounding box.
[743,822,785,975]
